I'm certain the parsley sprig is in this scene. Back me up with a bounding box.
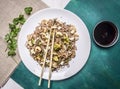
[24,7,33,15]
[4,7,33,60]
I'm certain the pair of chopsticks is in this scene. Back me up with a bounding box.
[38,28,56,88]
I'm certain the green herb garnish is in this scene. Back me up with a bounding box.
[9,23,16,30]
[24,7,33,15]
[13,18,19,25]
[12,15,26,25]
[18,14,26,24]
[4,6,33,62]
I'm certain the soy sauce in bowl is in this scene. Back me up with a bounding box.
[93,21,119,47]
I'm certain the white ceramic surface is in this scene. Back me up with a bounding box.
[18,8,91,80]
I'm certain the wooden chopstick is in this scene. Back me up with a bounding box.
[38,28,52,86]
[48,29,56,88]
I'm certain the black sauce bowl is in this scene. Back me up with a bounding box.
[93,21,119,47]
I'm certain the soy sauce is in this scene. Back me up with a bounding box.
[94,21,118,46]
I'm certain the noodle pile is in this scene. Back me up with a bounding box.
[26,19,79,71]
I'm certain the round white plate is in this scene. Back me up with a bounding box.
[18,8,91,80]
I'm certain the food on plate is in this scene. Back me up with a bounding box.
[26,19,79,71]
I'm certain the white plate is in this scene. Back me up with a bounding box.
[18,8,91,80]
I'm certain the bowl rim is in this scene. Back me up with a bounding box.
[93,21,119,48]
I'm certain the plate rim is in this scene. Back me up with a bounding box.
[18,8,91,80]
